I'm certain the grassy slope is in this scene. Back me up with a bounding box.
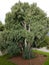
[33,50,49,65]
[0,55,16,65]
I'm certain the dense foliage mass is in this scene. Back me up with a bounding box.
[0,2,49,59]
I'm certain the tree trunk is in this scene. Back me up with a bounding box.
[28,24,31,52]
[28,24,30,32]
[28,24,30,49]
[24,22,27,47]
[28,24,32,65]
[25,38,27,47]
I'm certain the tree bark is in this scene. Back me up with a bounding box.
[28,24,30,47]
[28,24,30,32]
[28,24,30,48]
[24,22,27,47]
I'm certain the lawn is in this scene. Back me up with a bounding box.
[33,50,49,65]
[0,55,16,65]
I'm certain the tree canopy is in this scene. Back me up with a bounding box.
[5,2,49,46]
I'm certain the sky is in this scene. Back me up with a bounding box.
[0,0,49,24]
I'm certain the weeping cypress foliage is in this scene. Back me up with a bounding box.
[0,2,49,58]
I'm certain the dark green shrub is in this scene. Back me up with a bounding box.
[44,36,49,49]
[47,45,49,49]
[45,36,49,43]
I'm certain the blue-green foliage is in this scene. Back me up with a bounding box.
[0,2,49,58]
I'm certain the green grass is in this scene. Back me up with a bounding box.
[33,50,49,65]
[43,57,49,65]
[0,55,16,65]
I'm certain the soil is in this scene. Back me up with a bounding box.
[9,53,47,65]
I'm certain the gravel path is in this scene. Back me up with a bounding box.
[33,47,49,52]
